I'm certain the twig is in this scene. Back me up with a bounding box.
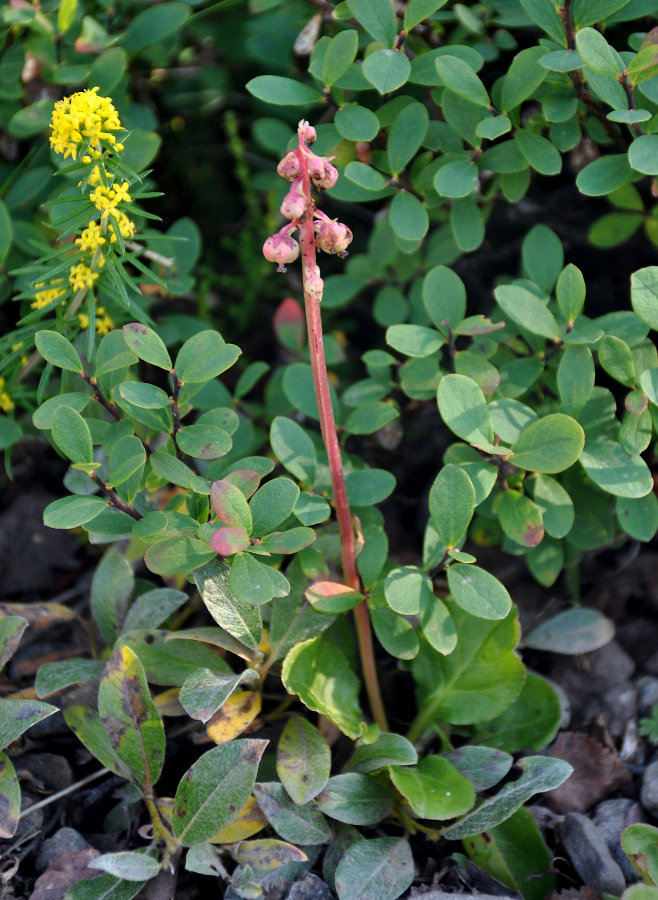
[89,471,143,519]
[18,767,110,820]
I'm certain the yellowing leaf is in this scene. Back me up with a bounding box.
[229,838,307,871]
[210,796,267,844]
[154,688,185,717]
[206,691,261,744]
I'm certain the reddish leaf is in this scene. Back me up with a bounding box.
[546,732,630,813]
[210,527,251,557]
[273,297,305,351]
[223,469,261,499]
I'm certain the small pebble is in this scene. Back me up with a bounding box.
[560,811,626,895]
[641,760,658,817]
[594,798,644,882]
[35,827,90,873]
[637,676,658,715]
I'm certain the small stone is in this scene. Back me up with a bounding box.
[36,827,91,873]
[637,676,658,715]
[589,641,635,685]
[601,681,637,739]
[594,798,644,882]
[641,759,658,816]
[286,873,333,900]
[560,811,626,895]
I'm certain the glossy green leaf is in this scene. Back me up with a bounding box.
[282,636,364,739]
[576,154,632,196]
[631,267,658,331]
[121,1,189,52]
[51,405,93,465]
[435,55,490,108]
[387,102,429,174]
[529,474,574,538]
[345,468,395,506]
[443,745,513,792]
[144,538,215,576]
[519,0,566,45]
[511,414,585,473]
[173,739,267,845]
[515,129,562,176]
[501,46,548,111]
[404,0,448,30]
[629,135,658,175]
[107,436,147,489]
[118,382,170,409]
[437,374,495,448]
[557,345,595,415]
[580,440,653,497]
[445,756,572,838]
[429,464,476,548]
[43,495,108,529]
[447,564,512,620]
[250,477,299,534]
[363,50,411,94]
[572,0,629,26]
[35,331,83,373]
[423,265,467,332]
[386,323,441,357]
[390,755,475,820]
[556,263,586,323]
[476,115,512,139]
[498,490,544,547]
[617,493,658,541]
[175,331,240,383]
[389,190,429,241]
[229,553,289,605]
[575,27,622,76]
[349,0,396,47]
[474,672,561,753]
[246,75,322,105]
[450,196,485,251]
[335,106,380,142]
[347,733,418,773]
[495,284,560,340]
[434,159,479,198]
[323,30,359,87]
[277,715,331,804]
[122,324,171,370]
[316,773,394,825]
[383,566,432,615]
[599,335,635,386]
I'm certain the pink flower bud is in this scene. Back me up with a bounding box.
[308,155,338,190]
[304,265,324,301]
[263,227,300,271]
[298,120,316,145]
[280,177,308,220]
[315,218,353,255]
[277,150,300,181]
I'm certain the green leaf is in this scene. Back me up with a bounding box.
[629,42,658,86]
[522,224,564,293]
[144,538,215,576]
[447,564,512,620]
[450,197,485,251]
[0,699,58,751]
[434,159,479,198]
[118,382,170,409]
[437,373,495,448]
[445,756,572,838]
[34,659,104,698]
[501,46,548,111]
[282,361,339,422]
[386,323,441,357]
[344,401,398,435]
[175,331,240,383]
[511,414,585,473]
[580,440,653,497]
[556,263,586,323]
[420,592,457,654]
[250,477,299,534]
[476,115,512,140]
[107,436,146,489]
[523,608,615,653]
[64,873,145,899]
[270,417,317,486]
[435,55,490,108]
[363,50,411,94]
[632,266,658,331]
[345,469,395,506]
[43,495,108,529]
[0,753,20,838]
[121,1,190,53]
[0,617,27,672]
[572,0,631,27]
[557,345,595,415]
[277,715,331,804]
[529,474,574,538]
[90,47,128,95]
[211,479,252,533]
[617,493,658,541]
[412,603,524,727]
[519,0,566,46]
[57,0,77,33]
[253,782,332,844]
[443,745,513,791]
[575,27,622,76]
[463,807,555,900]
[576,154,632,196]
[387,102,429,174]
[0,200,13,265]
[423,265,467,332]
[389,190,429,241]
[498,491,544,547]
[229,553,287,605]
[348,0,397,47]
[316,773,394,825]
[334,837,413,900]
[247,75,322,106]
[282,636,364,739]
[474,672,561,753]
[194,560,262,651]
[306,581,363,614]
[429,464,476,548]
[389,755,475,820]
[599,335,636,386]
[91,852,160,882]
[172,739,267,845]
[370,599,419,660]
[404,0,448,30]
[323,30,358,87]
[629,135,658,177]
[621,823,658,884]
[91,547,134,646]
[35,331,83,373]
[122,324,171,370]
[347,733,418,773]
[335,105,381,142]
[179,668,255,724]
[51,405,93,465]
[495,283,560,340]
[98,645,164,790]
[384,566,432,615]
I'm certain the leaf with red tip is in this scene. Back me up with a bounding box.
[210,527,251,557]
[223,469,261,500]
[305,581,364,614]
[210,480,252,534]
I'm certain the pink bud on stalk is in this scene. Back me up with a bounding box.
[304,265,324,301]
[298,120,316,145]
[308,155,338,190]
[277,150,300,181]
[315,216,353,255]
[280,177,308,220]
[263,224,300,272]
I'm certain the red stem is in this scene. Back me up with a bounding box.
[296,135,388,732]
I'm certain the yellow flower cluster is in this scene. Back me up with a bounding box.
[12,343,29,366]
[89,182,136,242]
[75,220,106,253]
[31,282,66,310]
[49,87,124,161]
[78,302,114,336]
[0,378,14,414]
[69,264,99,291]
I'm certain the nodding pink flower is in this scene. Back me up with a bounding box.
[280,177,308,220]
[298,120,316,145]
[277,150,300,181]
[304,264,324,301]
[263,225,300,271]
[308,155,338,190]
[315,216,353,255]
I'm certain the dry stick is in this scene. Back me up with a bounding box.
[18,766,110,820]
[296,137,388,732]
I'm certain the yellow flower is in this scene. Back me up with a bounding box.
[75,220,106,253]
[78,302,114,335]
[0,378,14,414]
[109,211,136,242]
[49,87,123,160]
[11,343,29,366]
[31,282,66,309]
[69,263,99,291]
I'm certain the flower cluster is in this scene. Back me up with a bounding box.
[0,378,14,414]
[263,120,352,277]
[78,302,114,336]
[49,87,123,161]
[31,281,66,310]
